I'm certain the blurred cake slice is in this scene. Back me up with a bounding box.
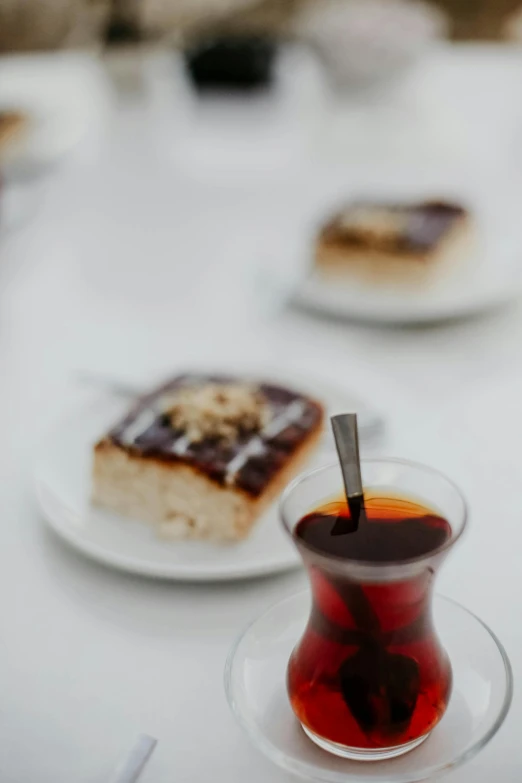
[0,111,26,152]
[92,374,324,541]
[316,200,472,284]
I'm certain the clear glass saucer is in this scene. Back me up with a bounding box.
[225,592,512,783]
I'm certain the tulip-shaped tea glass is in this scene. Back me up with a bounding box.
[281,459,468,761]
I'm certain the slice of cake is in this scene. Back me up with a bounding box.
[0,111,27,152]
[315,200,472,285]
[92,374,324,541]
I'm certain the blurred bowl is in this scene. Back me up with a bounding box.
[293,0,448,92]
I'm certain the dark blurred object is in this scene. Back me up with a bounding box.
[105,0,142,44]
[103,0,147,94]
[185,35,277,90]
[105,19,142,44]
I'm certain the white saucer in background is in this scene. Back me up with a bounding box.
[34,371,383,582]
[294,234,522,325]
[279,173,522,325]
[0,53,112,177]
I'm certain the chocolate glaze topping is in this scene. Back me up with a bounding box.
[107,374,323,497]
[323,200,467,255]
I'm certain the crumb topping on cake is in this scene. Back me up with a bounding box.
[106,374,325,497]
[338,206,407,247]
[165,383,270,443]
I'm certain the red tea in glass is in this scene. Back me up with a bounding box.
[281,461,467,760]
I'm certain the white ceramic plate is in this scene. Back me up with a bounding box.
[293,193,522,325]
[295,258,522,326]
[34,373,382,581]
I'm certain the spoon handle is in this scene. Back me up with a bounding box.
[331,413,364,500]
[331,414,367,534]
[109,735,157,783]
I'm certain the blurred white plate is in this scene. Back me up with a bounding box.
[0,53,111,176]
[34,371,383,581]
[287,174,522,325]
[294,247,522,326]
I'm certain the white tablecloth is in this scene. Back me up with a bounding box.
[0,44,521,782]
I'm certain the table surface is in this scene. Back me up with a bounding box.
[1,44,522,782]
